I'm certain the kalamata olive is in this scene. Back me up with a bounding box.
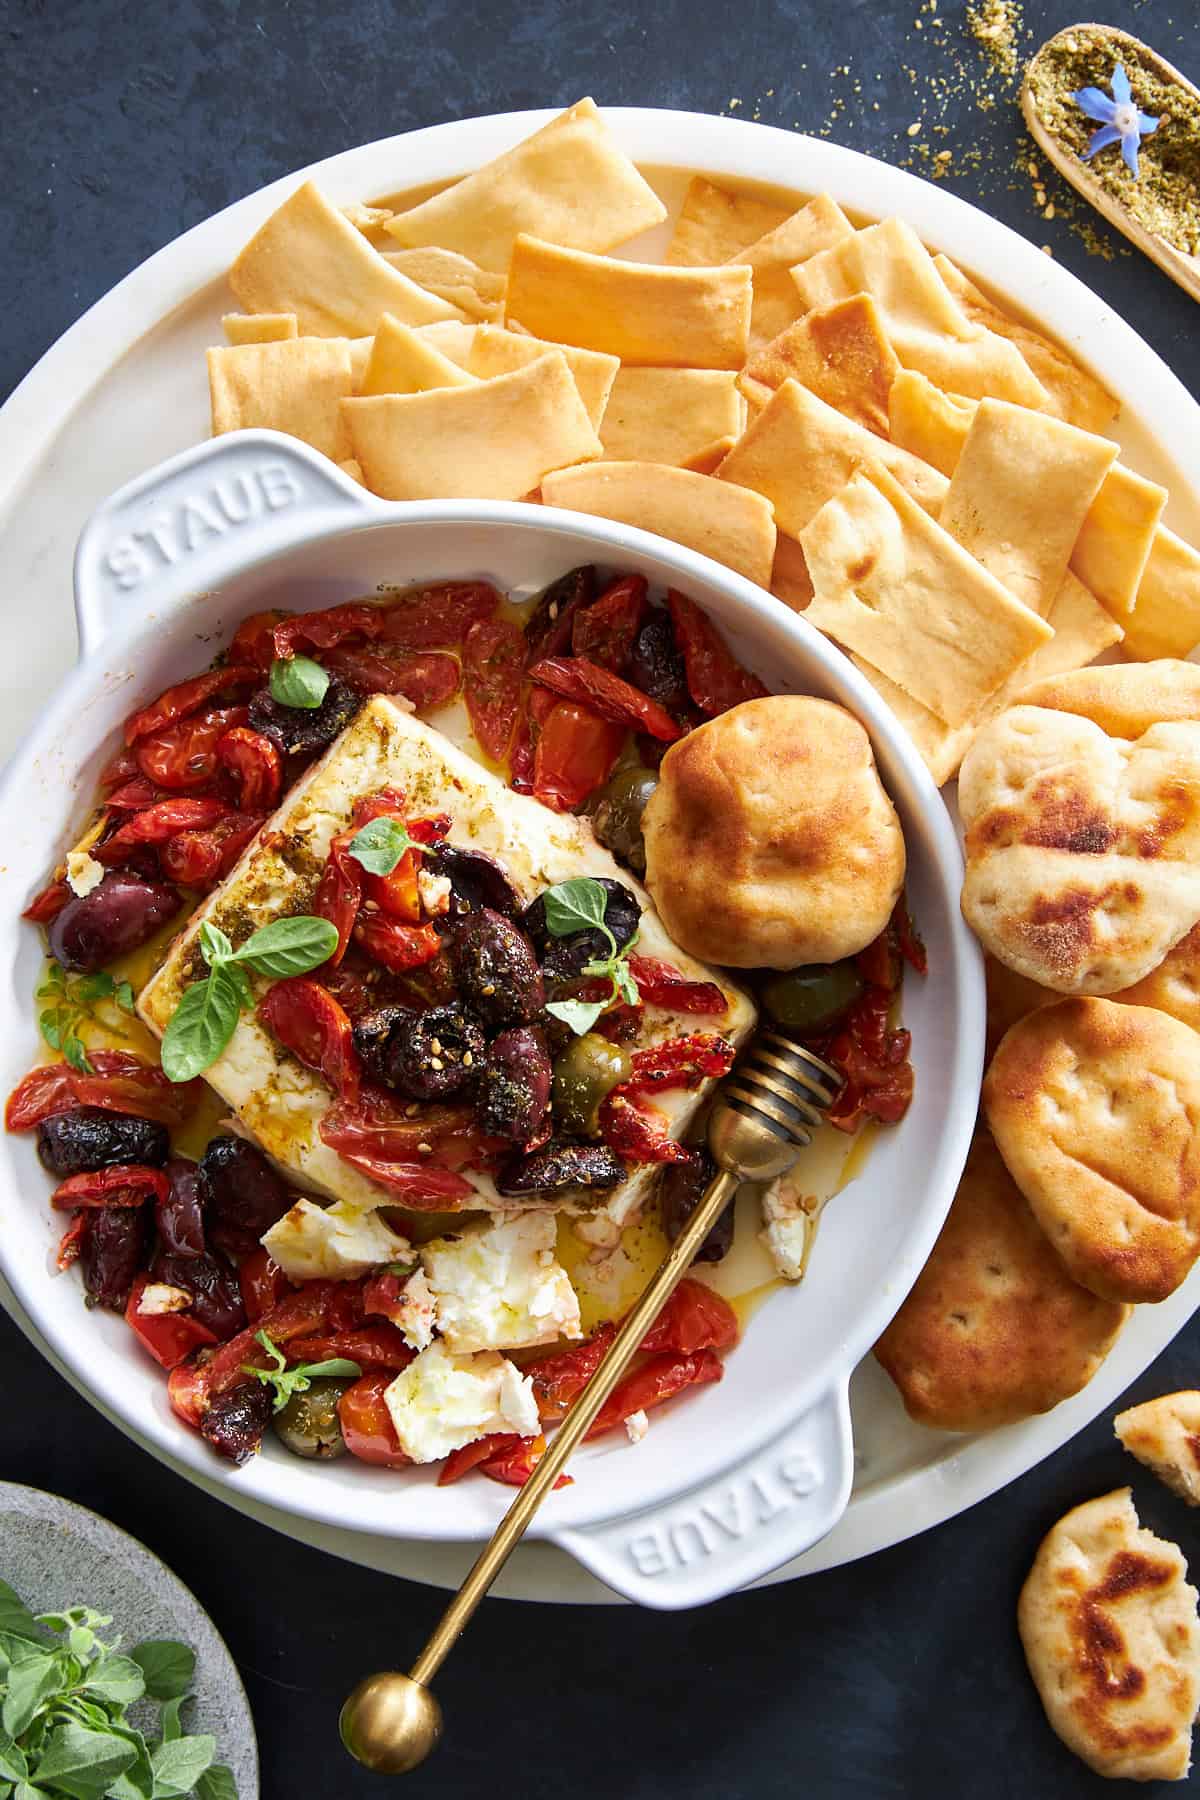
[761,963,865,1033]
[451,910,544,1027]
[520,879,641,982]
[37,1108,169,1177]
[495,1137,626,1196]
[247,675,361,758]
[272,1375,353,1459]
[628,610,689,716]
[477,1027,552,1144]
[199,1136,296,1259]
[659,1147,732,1264]
[152,1247,247,1339]
[420,843,520,919]
[369,1003,486,1101]
[589,766,659,876]
[524,565,596,660]
[156,1157,206,1258]
[48,871,181,975]
[551,1034,632,1137]
[79,1205,148,1310]
[201,1380,272,1464]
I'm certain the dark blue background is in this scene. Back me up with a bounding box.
[3,3,1199,1794]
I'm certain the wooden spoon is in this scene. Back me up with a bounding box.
[1021,23,1200,303]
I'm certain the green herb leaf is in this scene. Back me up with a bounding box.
[0,1746,27,1782]
[160,966,244,1084]
[228,916,339,979]
[195,1764,238,1800]
[0,1582,42,1645]
[346,817,412,877]
[61,1036,93,1076]
[37,1010,64,1052]
[269,655,329,710]
[80,1653,145,1707]
[114,981,136,1014]
[29,1721,137,1797]
[2,1651,66,1739]
[99,1725,152,1800]
[241,1331,361,1412]
[147,1733,216,1797]
[73,974,115,1004]
[14,1782,49,1800]
[198,923,234,969]
[541,877,610,939]
[545,997,609,1037]
[129,1642,195,1705]
[157,1697,187,1745]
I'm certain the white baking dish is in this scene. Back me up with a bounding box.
[0,429,984,1607]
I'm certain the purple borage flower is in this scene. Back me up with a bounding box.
[1073,64,1160,178]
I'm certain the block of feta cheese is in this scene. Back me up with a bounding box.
[260,1197,409,1281]
[420,1213,581,1353]
[383,1340,539,1463]
[395,1267,437,1351]
[139,696,754,1227]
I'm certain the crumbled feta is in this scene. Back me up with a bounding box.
[261,1198,409,1281]
[420,1213,581,1353]
[383,1341,539,1463]
[138,1283,192,1316]
[396,1267,437,1352]
[625,1410,649,1444]
[759,1168,813,1282]
[65,850,105,899]
[416,869,453,917]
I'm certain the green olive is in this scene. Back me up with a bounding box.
[551,1034,633,1135]
[272,1376,354,1459]
[590,765,659,874]
[761,963,864,1033]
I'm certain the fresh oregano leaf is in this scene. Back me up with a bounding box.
[147,1733,216,1797]
[28,1720,137,1796]
[195,1764,238,1800]
[346,817,412,877]
[544,997,608,1037]
[2,1651,66,1739]
[269,654,329,710]
[129,1641,195,1704]
[79,1652,145,1707]
[0,1582,42,1644]
[541,877,610,939]
[241,1331,361,1412]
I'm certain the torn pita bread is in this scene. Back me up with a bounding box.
[741,293,900,436]
[665,176,791,267]
[933,252,1119,432]
[466,323,617,432]
[599,368,744,467]
[887,369,976,475]
[506,235,752,368]
[229,180,466,336]
[541,461,776,589]
[359,314,478,397]
[382,246,506,320]
[221,312,298,345]
[383,99,666,272]
[207,336,354,461]
[1124,525,1200,660]
[341,352,601,501]
[800,462,1052,727]
[342,202,394,233]
[1116,1392,1200,1505]
[941,398,1117,616]
[770,533,815,612]
[1071,460,1167,623]
[716,378,947,538]
[723,193,854,346]
[791,217,1050,406]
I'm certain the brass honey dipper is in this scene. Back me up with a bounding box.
[339,1029,842,1774]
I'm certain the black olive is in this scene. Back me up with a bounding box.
[37,1108,169,1177]
[451,910,544,1027]
[627,610,689,716]
[476,1027,552,1144]
[156,1157,206,1258]
[48,872,181,975]
[151,1248,246,1340]
[79,1206,149,1310]
[659,1148,732,1263]
[524,565,596,661]
[201,1381,272,1464]
[420,843,520,919]
[520,878,641,982]
[247,675,361,758]
[361,1003,486,1101]
[199,1136,295,1260]
[495,1137,626,1196]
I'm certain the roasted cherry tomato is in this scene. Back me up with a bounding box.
[338,1371,411,1468]
[124,1274,219,1370]
[160,811,266,888]
[270,602,386,661]
[571,575,648,672]
[124,667,259,744]
[133,705,249,791]
[640,1279,739,1355]
[530,1327,616,1423]
[586,1347,723,1438]
[49,1164,170,1208]
[103,776,165,811]
[628,955,728,1017]
[361,1270,409,1326]
[238,1246,292,1324]
[7,1051,200,1131]
[597,1091,695,1165]
[321,645,461,709]
[200,1283,336,1404]
[463,617,524,761]
[257,976,362,1104]
[312,837,362,967]
[665,591,768,716]
[95,797,231,863]
[286,1325,413,1372]
[622,1034,735,1096]
[22,878,71,923]
[320,1092,480,1168]
[532,700,625,813]
[331,1149,475,1207]
[354,914,442,974]
[227,609,287,669]
[523,566,596,663]
[527,655,682,742]
[216,726,282,812]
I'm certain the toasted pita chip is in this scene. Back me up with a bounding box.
[1124,526,1200,660]
[680,434,739,475]
[207,336,353,461]
[742,294,900,436]
[933,253,1119,433]
[505,235,752,369]
[342,202,394,233]
[347,337,373,393]
[466,324,617,432]
[791,218,1049,407]
[229,181,465,337]
[383,99,666,272]
[851,571,1123,785]
[383,246,506,321]
[1071,460,1167,623]
[665,176,792,267]
[598,368,744,467]
[338,458,366,485]
[717,378,947,537]
[801,463,1052,726]
[887,369,976,475]
[360,314,478,397]
[541,461,776,589]
[941,399,1117,616]
[770,533,815,612]
[341,351,600,501]
[724,194,854,346]
[221,312,299,345]
[415,321,478,367]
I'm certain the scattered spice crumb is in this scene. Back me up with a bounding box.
[967,0,1023,80]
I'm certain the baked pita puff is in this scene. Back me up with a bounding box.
[1116,1393,1200,1506]
[1018,1489,1200,1782]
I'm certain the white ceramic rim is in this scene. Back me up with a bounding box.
[0,107,1197,1602]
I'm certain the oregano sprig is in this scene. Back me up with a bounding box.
[541,877,640,1037]
[241,1330,361,1413]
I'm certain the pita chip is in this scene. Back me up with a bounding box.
[741,293,900,436]
[337,458,366,485]
[383,99,666,272]
[207,336,354,461]
[1070,460,1167,623]
[680,434,739,475]
[221,312,298,345]
[800,463,1052,726]
[342,202,394,233]
[716,378,947,538]
[229,181,466,337]
[467,323,617,431]
[724,193,854,346]
[360,314,478,396]
[599,367,744,467]
[415,321,479,367]
[383,246,506,320]
[1123,526,1200,660]
[771,533,815,612]
[887,369,975,475]
[665,176,791,267]
[541,461,777,589]
[341,351,600,501]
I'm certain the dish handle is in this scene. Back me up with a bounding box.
[73,430,378,657]
[552,1380,854,1610]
